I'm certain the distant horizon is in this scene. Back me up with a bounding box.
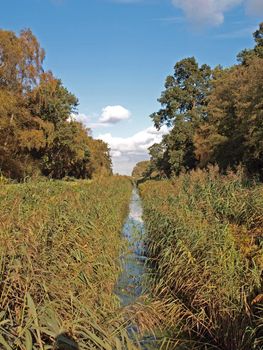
[1,0,262,175]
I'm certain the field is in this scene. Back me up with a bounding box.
[139,168,263,350]
[0,177,138,349]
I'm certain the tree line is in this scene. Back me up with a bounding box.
[140,23,263,180]
[0,28,112,180]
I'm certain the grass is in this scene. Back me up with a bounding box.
[139,167,263,350]
[0,176,140,349]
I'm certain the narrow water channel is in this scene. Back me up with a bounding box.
[116,187,146,307]
[115,187,160,349]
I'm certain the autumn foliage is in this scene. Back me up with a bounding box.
[0,28,112,180]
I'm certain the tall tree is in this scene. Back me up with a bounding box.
[86,138,112,178]
[41,121,91,179]
[195,57,263,177]
[0,29,44,93]
[28,71,78,126]
[150,57,212,175]
[0,28,112,180]
[195,23,263,178]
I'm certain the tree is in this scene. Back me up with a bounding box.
[132,160,151,179]
[28,71,78,126]
[150,57,212,175]
[237,22,263,64]
[0,29,49,179]
[194,23,263,178]
[0,28,113,180]
[41,121,91,179]
[86,138,112,178]
[196,57,263,177]
[0,29,44,93]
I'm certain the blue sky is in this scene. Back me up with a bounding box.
[1,0,262,174]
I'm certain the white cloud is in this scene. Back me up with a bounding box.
[171,0,263,26]
[97,125,169,175]
[171,0,243,26]
[71,105,131,128]
[99,105,131,124]
[71,113,107,129]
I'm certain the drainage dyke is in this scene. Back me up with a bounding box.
[115,187,159,350]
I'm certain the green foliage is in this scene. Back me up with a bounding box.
[0,177,138,349]
[148,23,263,180]
[139,168,263,349]
[149,57,212,176]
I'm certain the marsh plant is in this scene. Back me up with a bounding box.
[139,167,263,350]
[0,177,141,349]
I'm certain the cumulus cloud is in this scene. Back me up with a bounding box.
[98,125,169,155]
[171,0,243,26]
[71,106,131,128]
[97,125,169,174]
[99,105,131,124]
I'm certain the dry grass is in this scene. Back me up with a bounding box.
[0,176,140,349]
[139,167,263,350]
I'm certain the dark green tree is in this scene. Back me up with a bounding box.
[150,57,212,175]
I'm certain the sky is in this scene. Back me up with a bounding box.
[1,0,262,174]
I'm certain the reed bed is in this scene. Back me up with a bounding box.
[0,177,139,349]
[139,167,263,350]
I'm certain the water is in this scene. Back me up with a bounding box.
[116,188,146,307]
[115,187,159,349]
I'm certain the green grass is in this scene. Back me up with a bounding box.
[0,176,140,349]
[139,167,263,350]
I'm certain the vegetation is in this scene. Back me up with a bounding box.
[1,20,263,350]
[139,167,263,349]
[131,161,151,181]
[0,28,112,181]
[146,23,263,180]
[0,177,139,349]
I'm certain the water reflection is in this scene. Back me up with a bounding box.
[116,188,159,349]
[116,188,147,306]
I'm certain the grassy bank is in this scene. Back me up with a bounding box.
[139,168,263,349]
[0,176,137,349]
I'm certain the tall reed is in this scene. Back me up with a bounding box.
[140,167,263,349]
[0,177,139,349]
